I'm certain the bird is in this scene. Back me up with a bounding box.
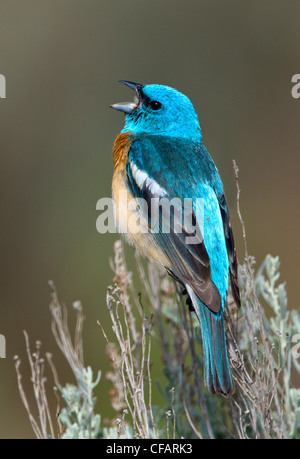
[110,80,240,396]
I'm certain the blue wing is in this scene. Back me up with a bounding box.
[125,135,240,313]
[124,135,240,395]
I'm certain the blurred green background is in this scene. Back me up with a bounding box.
[0,0,299,438]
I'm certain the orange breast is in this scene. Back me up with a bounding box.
[111,132,170,269]
[112,132,132,171]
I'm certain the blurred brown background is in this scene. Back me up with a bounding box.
[0,0,299,438]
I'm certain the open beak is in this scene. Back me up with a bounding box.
[110,80,144,114]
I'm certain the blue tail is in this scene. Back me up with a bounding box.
[187,286,234,396]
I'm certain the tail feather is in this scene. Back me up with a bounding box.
[186,286,234,396]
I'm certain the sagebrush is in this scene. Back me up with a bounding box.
[15,164,300,439]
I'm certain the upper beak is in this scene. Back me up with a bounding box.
[110,80,144,114]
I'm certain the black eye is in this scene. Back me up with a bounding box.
[149,100,162,111]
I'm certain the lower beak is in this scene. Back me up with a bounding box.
[110,101,137,114]
[110,80,144,114]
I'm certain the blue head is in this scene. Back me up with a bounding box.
[111,81,202,142]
